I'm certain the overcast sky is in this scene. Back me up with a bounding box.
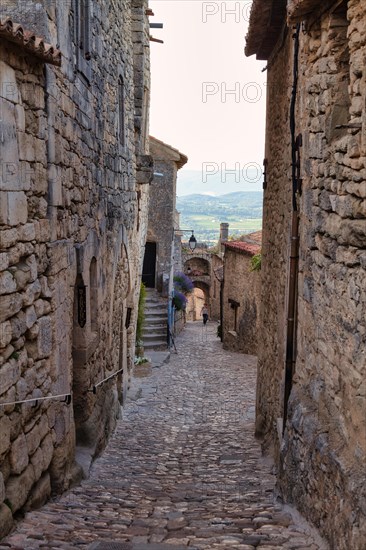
[149,0,267,183]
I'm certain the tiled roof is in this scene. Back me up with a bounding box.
[224,240,261,256]
[0,18,61,66]
[238,230,262,245]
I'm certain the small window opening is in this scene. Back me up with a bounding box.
[90,258,98,333]
[118,76,126,147]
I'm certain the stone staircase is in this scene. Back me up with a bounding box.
[142,288,168,351]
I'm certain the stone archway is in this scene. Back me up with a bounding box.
[184,257,210,277]
[186,281,210,321]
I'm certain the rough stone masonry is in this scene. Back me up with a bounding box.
[0,0,152,537]
[246,0,365,548]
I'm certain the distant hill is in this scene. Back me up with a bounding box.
[177,191,263,244]
[177,169,263,196]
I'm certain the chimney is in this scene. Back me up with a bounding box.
[220,223,229,243]
[219,223,229,255]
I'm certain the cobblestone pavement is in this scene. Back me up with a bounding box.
[1,323,327,550]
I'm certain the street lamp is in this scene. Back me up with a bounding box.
[174,229,197,252]
[188,231,197,251]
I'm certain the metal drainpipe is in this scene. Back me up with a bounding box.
[283,24,301,433]
[220,279,224,342]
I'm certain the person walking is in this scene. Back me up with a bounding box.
[201,303,209,325]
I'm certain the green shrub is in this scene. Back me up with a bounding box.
[136,282,146,343]
[250,252,262,272]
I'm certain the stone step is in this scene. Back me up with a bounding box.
[145,308,167,314]
[143,326,166,332]
[143,326,166,334]
[144,340,168,350]
[143,332,167,341]
[145,302,167,310]
[144,317,167,325]
[143,292,169,352]
[145,319,167,326]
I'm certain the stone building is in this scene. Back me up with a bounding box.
[246,1,366,547]
[222,232,261,355]
[143,136,187,295]
[141,136,187,351]
[0,0,152,536]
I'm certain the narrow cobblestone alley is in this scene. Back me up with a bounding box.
[1,323,327,550]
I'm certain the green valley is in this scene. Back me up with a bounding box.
[177,192,263,244]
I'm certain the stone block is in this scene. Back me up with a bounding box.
[49,164,63,206]
[18,223,36,242]
[26,322,39,341]
[23,472,51,512]
[0,60,19,103]
[16,376,29,401]
[0,360,21,396]
[10,432,29,474]
[340,219,366,247]
[30,446,44,480]
[39,276,52,299]
[0,253,9,271]
[0,415,11,455]
[22,279,42,307]
[0,191,28,226]
[0,292,22,323]
[334,195,365,219]
[26,254,38,282]
[17,132,36,162]
[0,471,5,502]
[0,320,12,348]
[10,311,27,340]
[0,503,13,539]
[0,270,16,295]
[11,264,31,291]
[35,219,51,243]
[41,432,54,471]
[24,305,37,329]
[0,228,18,249]
[5,463,35,512]
[25,414,50,456]
[15,104,25,132]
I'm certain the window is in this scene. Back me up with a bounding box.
[118,76,126,147]
[74,0,91,80]
[229,299,240,333]
[79,0,91,59]
[326,1,350,141]
[90,258,98,333]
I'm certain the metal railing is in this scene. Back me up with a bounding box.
[0,393,72,408]
[88,368,123,394]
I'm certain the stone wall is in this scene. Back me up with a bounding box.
[247,0,366,547]
[254,29,293,450]
[0,0,151,536]
[146,137,187,296]
[210,253,223,322]
[222,245,261,355]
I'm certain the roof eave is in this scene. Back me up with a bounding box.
[0,18,61,66]
[245,0,287,61]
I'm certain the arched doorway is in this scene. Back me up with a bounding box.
[186,281,210,321]
[142,242,157,288]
